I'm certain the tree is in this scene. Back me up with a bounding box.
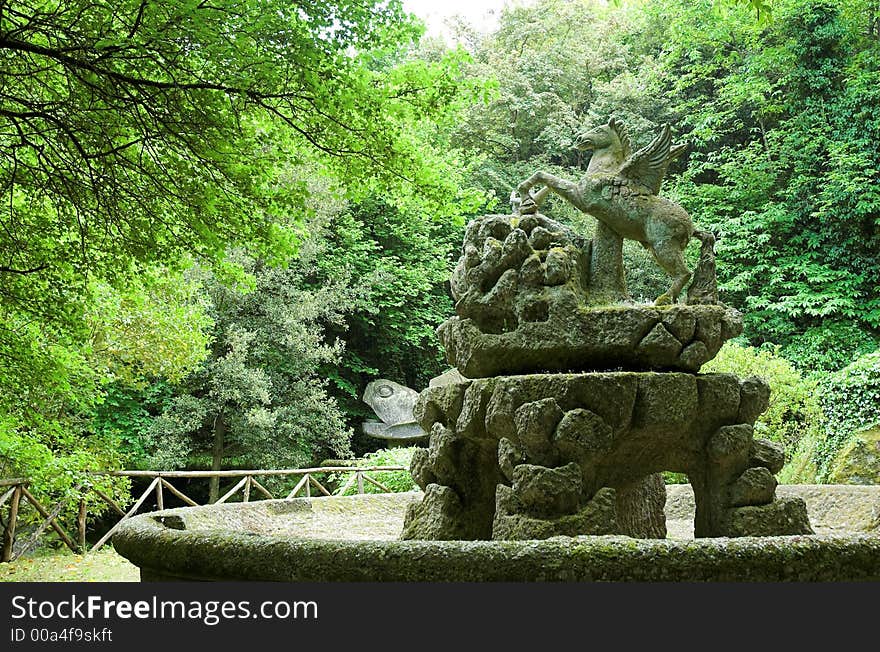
[144,250,355,501]
[646,0,880,344]
[0,0,460,419]
[0,0,488,488]
[314,196,462,451]
[446,0,879,353]
[0,0,484,509]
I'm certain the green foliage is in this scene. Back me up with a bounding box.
[86,268,214,386]
[0,0,433,406]
[0,0,488,520]
[89,382,175,464]
[663,471,690,485]
[333,447,417,496]
[446,0,880,346]
[3,0,879,530]
[704,342,825,456]
[0,265,211,527]
[144,250,355,473]
[316,198,461,450]
[650,0,880,341]
[815,350,880,479]
[0,415,129,532]
[780,322,879,373]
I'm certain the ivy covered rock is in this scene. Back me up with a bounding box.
[818,351,880,480]
[828,428,880,485]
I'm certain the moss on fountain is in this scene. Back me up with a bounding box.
[113,488,880,582]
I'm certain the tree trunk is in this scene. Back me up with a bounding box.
[208,415,226,503]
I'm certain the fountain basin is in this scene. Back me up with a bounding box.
[113,486,880,582]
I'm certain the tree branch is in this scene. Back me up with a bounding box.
[0,264,48,275]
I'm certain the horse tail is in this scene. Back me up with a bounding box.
[686,229,718,305]
[692,229,715,249]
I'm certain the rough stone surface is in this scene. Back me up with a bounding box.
[429,368,467,387]
[442,213,742,377]
[828,427,880,485]
[686,230,719,305]
[665,484,880,536]
[402,209,802,543]
[637,322,683,366]
[707,424,753,463]
[403,372,808,539]
[497,437,522,482]
[492,485,617,540]
[738,377,771,424]
[750,438,785,474]
[440,306,742,378]
[727,467,777,507]
[400,484,467,541]
[112,490,880,582]
[511,462,583,517]
[723,496,814,537]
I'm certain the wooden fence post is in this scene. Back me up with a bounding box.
[2,485,22,562]
[77,495,87,553]
[287,475,309,499]
[19,486,80,554]
[160,479,198,507]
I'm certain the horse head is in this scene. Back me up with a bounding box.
[576,117,631,174]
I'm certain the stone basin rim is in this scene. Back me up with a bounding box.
[113,492,880,582]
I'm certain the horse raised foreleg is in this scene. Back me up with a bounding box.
[518,171,582,212]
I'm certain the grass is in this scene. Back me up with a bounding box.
[0,548,139,582]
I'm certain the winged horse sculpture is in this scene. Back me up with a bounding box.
[517,117,714,305]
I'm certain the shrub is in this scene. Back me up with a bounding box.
[781,322,879,374]
[703,342,825,467]
[815,350,880,481]
[0,416,130,534]
[333,447,418,496]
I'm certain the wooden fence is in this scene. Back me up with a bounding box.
[0,465,406,562]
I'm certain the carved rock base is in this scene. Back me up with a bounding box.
[439,304,741,377]
[444,213,742,377]
[401,372,813,540]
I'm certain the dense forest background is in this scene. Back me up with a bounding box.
[1,0,879,527]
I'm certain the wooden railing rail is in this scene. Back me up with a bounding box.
[1,465,407,561]
[92,466,406,478]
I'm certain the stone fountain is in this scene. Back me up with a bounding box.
[113,118,880,581]
[402,117,811,543]
[401,216,810,542]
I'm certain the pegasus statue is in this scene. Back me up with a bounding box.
[517,117,714,305]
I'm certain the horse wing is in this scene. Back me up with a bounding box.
[609,116,633,159]
[667,142,687,162]
[617,124,673,195]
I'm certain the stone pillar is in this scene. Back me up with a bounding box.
[589,222,627,303]
[615,474,667,539]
